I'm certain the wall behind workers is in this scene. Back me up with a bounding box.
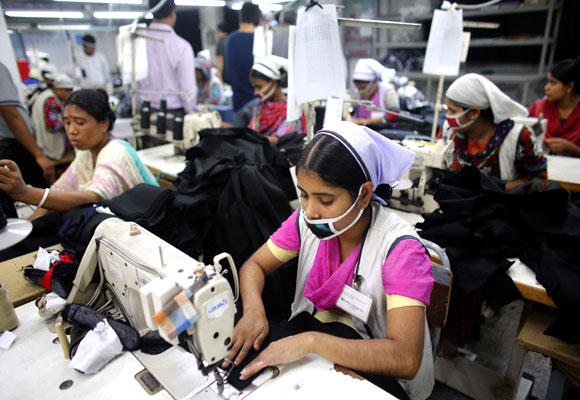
[20,30,119,76]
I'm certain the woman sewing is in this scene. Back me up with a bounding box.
[351,58,400,127]
[528,57,580,157]
[445,73,547,191]
[0,89,158,221]
[226,121,435,400]
[248,55,305,143]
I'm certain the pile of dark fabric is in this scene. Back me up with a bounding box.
[24,249,79,298]
[417,167,580,343]
[174,128,296,268]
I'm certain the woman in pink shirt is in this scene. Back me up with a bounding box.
[226,121,435,400]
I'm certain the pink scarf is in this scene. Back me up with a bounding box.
[303,239,363,310]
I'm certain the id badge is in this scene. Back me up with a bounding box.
[336,285,372,323]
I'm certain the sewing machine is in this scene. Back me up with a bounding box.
[389,137,454,214]
[68,218,238,388]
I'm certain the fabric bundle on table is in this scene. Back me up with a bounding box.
[418,167,580,343]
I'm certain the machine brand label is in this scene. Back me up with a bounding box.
[205,294,229,319]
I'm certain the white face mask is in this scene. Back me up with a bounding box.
[302,186,365,240]
[445,108,475,131]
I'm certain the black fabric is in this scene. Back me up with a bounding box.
[276,133,305,166]
[418,167,580,343]
[58,206,114,255]
[174,128,295,269]
[62,303,141,351]
[0,204,6,229]
[227,313,409,400]
[23,249,78,298]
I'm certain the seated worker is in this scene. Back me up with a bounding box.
[0,89,158,221]
[226,121,435,400]
[529,57,580,157]
[195,56,225,106]
[446,73,547,191]
[30,72,75,164]
[248,55,305,143]
[351,58,399,127]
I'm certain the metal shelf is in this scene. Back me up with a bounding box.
[375,37,554,49]
[378,2,560,21]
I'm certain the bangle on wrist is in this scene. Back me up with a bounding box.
[38,188,50,208]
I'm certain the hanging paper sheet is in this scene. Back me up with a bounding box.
[294,4,346,105]
[422,9,464,76]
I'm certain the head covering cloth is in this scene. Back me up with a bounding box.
[446,73,528,123]
[316,121,415,205]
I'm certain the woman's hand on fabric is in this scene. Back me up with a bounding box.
[239,332,314,380]
[224,311,269,368]
[544,137,576,155]
[0,159,30,200]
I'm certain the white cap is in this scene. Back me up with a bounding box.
[52,73,76,89]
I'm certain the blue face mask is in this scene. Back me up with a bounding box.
[302,186,365,240]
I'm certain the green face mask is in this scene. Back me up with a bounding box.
[358,81,375,98]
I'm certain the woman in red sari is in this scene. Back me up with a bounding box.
[529,58,580,157]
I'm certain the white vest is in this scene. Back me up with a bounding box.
[498,123,523,181]
[30,89,66,160]
[290,202,434,400]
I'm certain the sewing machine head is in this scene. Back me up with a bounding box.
[173,108,222,154]
[68,218,237,375]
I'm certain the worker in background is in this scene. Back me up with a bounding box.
[0,62,53,217]
[271,10,297,59]
[214,22,228,79]
[30,72,75,163]
[446,73,547,191]
[195,56,225,106]
[351,58,400,128]
[0,89,158,223]
[76,34,111,92]
[529,57,580,157]
[225,2,261,113]
[226,121,434,400]
[249,55,305,142]
[138,0,196,128]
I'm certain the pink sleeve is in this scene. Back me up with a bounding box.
[382,238,434,305]
[269,209,301,252]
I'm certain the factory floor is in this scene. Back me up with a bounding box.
[429,301,551,399]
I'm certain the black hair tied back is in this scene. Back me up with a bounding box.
[64,88,116,132]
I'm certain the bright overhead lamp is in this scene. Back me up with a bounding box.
[175,0,226,6]
[54,0,143,4]
[38,24,92,30]
[5,10,85,19]
[93,11,153,19]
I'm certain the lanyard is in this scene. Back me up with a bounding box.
[352,207,372,291]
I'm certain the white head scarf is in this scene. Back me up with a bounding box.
[47,72,76,89]
[352,58,395,83]
[317,121,415,205]
[446,73,528,123]
[251,55,289,81]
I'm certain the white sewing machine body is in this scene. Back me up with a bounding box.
[68,218,237,373]
[390,137,454,214]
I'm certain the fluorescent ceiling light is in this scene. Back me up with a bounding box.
[54,0,143,4]
[175,0,226,6]
[5,10,84,19]
[38,24,92,30]
[93,11,153,19]
[7,29,14,34]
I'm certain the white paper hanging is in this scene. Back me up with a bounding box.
[294,4,346,105]
[286,25,301,122]
[422,9,464,76]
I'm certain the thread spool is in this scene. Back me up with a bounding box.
[0,282,19,331]
[156,112,166,135]
[140,101,150,130]
[173,116,183,141]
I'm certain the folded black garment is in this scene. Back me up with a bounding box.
[62,304,140,351]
